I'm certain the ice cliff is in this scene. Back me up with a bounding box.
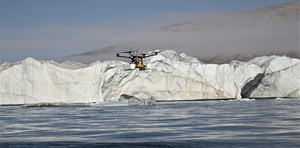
[242,56,300,98]
[1,50,299,104]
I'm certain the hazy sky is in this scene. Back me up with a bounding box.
[1,0,298,63]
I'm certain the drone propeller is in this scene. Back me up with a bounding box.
[121,50,139,53]
[121,51,132,53]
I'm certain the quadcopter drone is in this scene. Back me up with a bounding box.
[116,50,160,70]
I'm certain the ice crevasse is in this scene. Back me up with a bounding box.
[0,50,299,104]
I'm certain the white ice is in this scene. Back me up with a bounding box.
[0,50,299,105]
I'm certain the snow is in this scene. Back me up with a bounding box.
[0,50,299,105]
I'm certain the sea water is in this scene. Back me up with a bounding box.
[1,98,299,147]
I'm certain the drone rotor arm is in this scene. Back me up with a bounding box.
[143,53,158,57]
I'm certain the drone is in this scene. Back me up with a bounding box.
[116,50,160,70]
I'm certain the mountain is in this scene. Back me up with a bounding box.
[56,2,299,64]
[159,1,299,32]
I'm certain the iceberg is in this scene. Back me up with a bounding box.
[242,56,300,98]
[0,50,299,105]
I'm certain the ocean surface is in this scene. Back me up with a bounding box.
[1,98,299,147]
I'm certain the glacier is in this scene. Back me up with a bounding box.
[0,50,299,105]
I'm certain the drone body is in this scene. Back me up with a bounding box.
[116,50,159,70]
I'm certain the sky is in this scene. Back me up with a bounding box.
[1,0,298,63]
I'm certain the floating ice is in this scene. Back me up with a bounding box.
[231,98,255,101]
[23,102,88,107]
[90,97,156,106]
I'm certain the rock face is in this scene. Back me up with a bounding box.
[0,50,299,105]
